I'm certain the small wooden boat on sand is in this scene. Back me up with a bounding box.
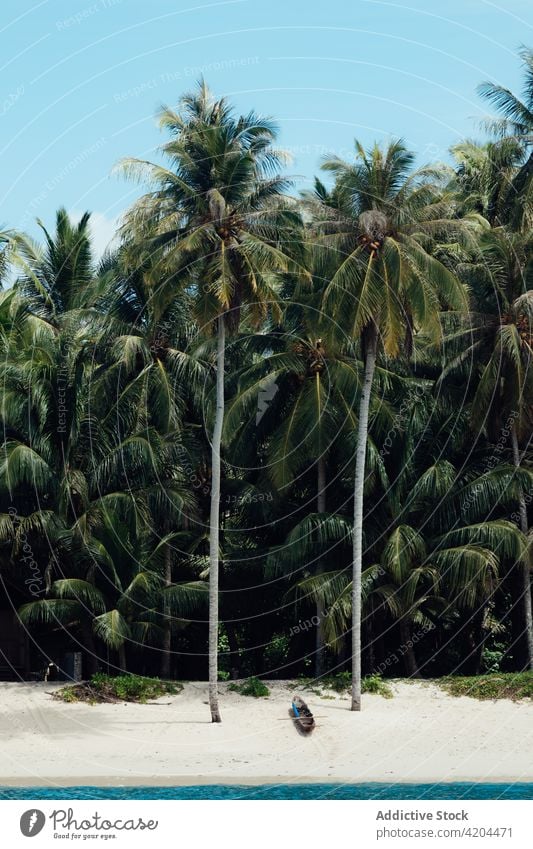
[290,695,315,733]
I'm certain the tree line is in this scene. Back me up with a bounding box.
[0,50,532,720]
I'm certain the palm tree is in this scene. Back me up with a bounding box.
[223,292,402,674]
[371,525,440,677]
[117,80,305,720]
[12,208,105,320]
[316,140,469,709]
[291,418,529,677]
[0,229,18,282]
[223,304,361,674]
[467,228,533,667]
[371,440,525,677]
[451,138,524,226]
[89,251,210,678]
[0,279,202,674]
[478,47,533,231]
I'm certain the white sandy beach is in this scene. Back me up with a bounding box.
[1,681,532,786]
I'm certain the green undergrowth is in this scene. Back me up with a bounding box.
[53,673,182,704]
[438,672,533,701]
[304,672,393,699]
[228,676,270,697]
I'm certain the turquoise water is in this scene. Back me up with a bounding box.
[1,783,533,800]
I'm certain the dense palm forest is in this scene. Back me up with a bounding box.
[0,50,532,718]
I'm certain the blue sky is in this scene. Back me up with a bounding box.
[2,0,533,254]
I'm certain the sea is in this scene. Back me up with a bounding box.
[1,783,533,800]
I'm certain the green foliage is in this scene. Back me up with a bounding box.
[362,674,394,699]
[2,60,533,689]
[481,648,504,673]
[439,673,533,701]
[263,635,290,670]
[56,687,79,703]
[318,671,352,692]
[228,676,270,698]
[309,672,393,698]
[54,674,182,704]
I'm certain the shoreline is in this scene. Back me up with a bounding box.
[1,680,532,787]
[2,776,533,788]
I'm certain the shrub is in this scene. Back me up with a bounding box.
[57,686,78,703]
[480,648,504,674]
[362,674,393,698]
[53,674,182,704]
[228,676,270,697]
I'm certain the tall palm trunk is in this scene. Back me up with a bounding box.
[315,453,326,677]
[161,545,172,679]
[351,321,378,711]
[511,423,533,670]
[208,314,225,722]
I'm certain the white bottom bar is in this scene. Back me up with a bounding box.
[3,799,533,848]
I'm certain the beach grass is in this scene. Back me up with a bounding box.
[303,672,393,699]
[438,672,533,701]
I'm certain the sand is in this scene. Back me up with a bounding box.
[0,680,532,786]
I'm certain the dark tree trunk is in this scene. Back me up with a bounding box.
[456,608,486,675]
[505,564,529,669]
[399,618,419,678]
[161,546,172,679]
[82,624,98,678]
[511,424,533,670]
[118,643,127,673]
[471,607,487,675]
